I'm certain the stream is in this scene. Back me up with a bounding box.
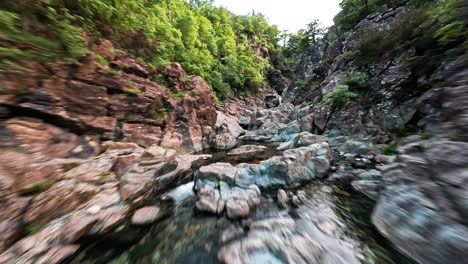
[70,144,415,264]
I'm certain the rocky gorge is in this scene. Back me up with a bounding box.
[0,0,467,263]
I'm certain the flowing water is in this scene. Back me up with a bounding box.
[70,145,415,264]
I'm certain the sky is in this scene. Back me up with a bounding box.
[213,0,342,33]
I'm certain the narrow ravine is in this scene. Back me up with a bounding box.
[70,144,415,264]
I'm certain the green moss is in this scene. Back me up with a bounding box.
[62,163,79,172]
[152,108,169,121]
[124,88,142,96]
[98,171,111,180]
[99,68,120,76]
[95,55,109,66]
[170,90,190,98]
[324,57,334,64]
[382,144,398,155]
[0,146,27,152]
[23,181,54,195]
[342,50,361,58]
[24,224,46,236]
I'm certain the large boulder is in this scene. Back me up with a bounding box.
[195,180,261,218]
[372,139,468,264]
[236,142,333,188]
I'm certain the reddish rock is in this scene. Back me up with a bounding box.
[64,154,117,184]
[36,245,80,264]
[93,40,115,60]
[24,181,97,224]
[121,123,162,147]
[112,52,150,77]
[3,117,99,160]
[131,206,162,225]
[158,62,187,80]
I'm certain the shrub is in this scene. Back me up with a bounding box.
[382,144,398,155]
[342,50,360,58]
[341,71,369,90]
[170,90,190,98]
[321,84,358,107]
[152,108,169,120]
[25,224,46,236]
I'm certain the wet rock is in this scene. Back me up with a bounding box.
[225,199,250,218]
[372,139,468,264]
[236,142,333,188]
[227,145,267,156]
[195,183,224,215]
[131,206,162,226]
[195,180,261,218]
[374,154,396,164]
[213,133,237,150]
[197,163,237,184]
[218,215,358,264]
[277,140,294,150]
[338,140,375,155]
[277,189,289,208]
[293,132,328,147]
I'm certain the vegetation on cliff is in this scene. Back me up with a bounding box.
[284,0,467,66]
[0,0,283,99]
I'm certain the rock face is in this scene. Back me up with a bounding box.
[240,103,299,142]
[0,143,205,261]
[0,40,222,259]
[0,42,217,154]
[212,111,245,149]
[280,5,451,144]
[371,139,468,264]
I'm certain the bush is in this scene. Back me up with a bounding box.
[25,224,46,236]
[341,71,369,90]
[321,84,358,107]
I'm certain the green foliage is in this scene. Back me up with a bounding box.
[382,144,398,155]
[353,0,467,69]
[25,224,46,236]
[170,90,191,98]
[98,171,111,180]
[0,0,283,99]
[282,19,325,61]
[342,50,360,58]
[0,146,27,152]
[341,71,369,90]
[333,0,412,36]
[22,181,54,196]
[62,163,79,172]
[123,88,142,96]
[295,80,308,88]
[321,84,358,107]
[153,108,170,120]
[95,55,109,66]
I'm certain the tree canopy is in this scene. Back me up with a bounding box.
[0,0,284,99]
